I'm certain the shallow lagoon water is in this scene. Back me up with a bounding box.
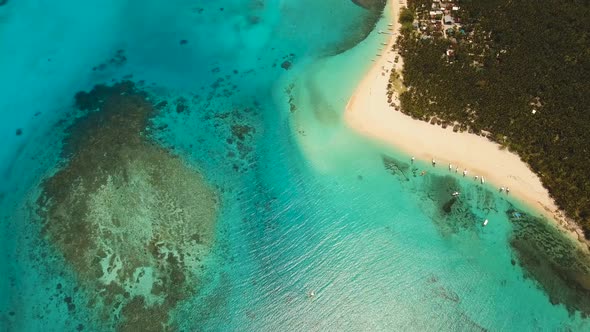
[1,0,590,331]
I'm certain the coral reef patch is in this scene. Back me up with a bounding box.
[422,175,480,236]
[508,209,590,316]
[380,155,483,236]
[36,81,218,331]
[351,0,386,11]
[92,49,127,72]
[328,0,386,56]
[382,154,410,181]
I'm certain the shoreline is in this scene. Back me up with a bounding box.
[344,0,589,247]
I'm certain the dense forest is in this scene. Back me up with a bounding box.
[395,0,590,236]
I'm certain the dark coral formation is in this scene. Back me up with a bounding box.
[379,155,483,236]
[175,97,188,113]
[351,0,386,10]
[37,81,218,331]
[382,155,410,181]
[284,83,297,113]
[92,49,127,72]
[507,209,590,316]
[274,53,295,71]
[423,175,480,235]
[327,0,386,56]
[281,60,292,70]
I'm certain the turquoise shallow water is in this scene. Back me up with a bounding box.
[1,0,590,331]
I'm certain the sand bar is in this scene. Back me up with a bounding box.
[344,0,587,244]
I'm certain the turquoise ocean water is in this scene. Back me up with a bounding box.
[1,0,590,331]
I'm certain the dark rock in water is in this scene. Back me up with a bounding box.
[179,39,188,45]
[90,50,127,73]
[155,100,168,110]
[231,124,255,141]
[441,197,457,214]
[0,0,7,6]
[64,296,75,312]
[176,97,188,113]
[281,60,292,70]
[351,0,386,10]
[176,104,187,113]
[329,0,386,56]
[381,154,410,181]
[15,128,22,136]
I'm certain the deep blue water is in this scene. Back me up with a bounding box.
[1,0,590,331]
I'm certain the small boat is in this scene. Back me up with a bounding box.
[483,219,489,226]
[308,290,316,298]
[452,191,460,197]
[481,176,485,184]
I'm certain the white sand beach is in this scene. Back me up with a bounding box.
[345,0,587,243]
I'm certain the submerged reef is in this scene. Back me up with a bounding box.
[92,49,127,72]
[329,0,386,56]
[508,210,590,316]
[420,175,482,237]
[382,155,410,181]
[424,175,480,236]
[37,82,218,331]
[351,0,386,10]
[380,155,482,237]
